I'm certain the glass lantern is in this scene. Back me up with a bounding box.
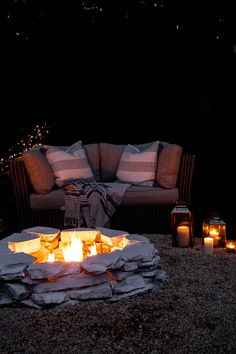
[171,201,194,247]
[202,214,226,247]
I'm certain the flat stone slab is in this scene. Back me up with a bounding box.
[0,253,36,280]
[82,250,124,273]
[108,283,155,302]
[121,243,156,263]
[138,255,161,268]
[6,282,30,300]
[112,274,146,294]
[33,273,109,293]
[27,261,81,279]
[32,291,69,305]
[68,282,112,300]
[126,234,150,243]
[96,227,129,238]
[0,252,36,266]
[0,233,40,254]
[22,226,60,242]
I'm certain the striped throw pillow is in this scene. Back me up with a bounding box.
[46,141,95,186]
[116,141,159,186]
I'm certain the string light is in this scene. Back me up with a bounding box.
[82,1,103,14]
[0,123,49,176]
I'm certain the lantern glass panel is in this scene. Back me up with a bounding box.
[171,202,194,247]
[202,215,226,247]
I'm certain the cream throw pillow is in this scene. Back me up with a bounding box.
[46,141,95,186]
[116,141,159,186]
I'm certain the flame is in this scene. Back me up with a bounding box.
[209,229,219,237]
[47,252,55,262]
[46,233,99,263]
[89,244,97,256]
[63,234,84,262]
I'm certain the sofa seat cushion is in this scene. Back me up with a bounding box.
[122,185,179,206]
[30,189,65,210]
[30,185,179,211]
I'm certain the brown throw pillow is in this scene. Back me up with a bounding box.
[22,149,55,193]
[156,142,183,189]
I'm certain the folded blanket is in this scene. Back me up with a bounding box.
[64,181,131,228]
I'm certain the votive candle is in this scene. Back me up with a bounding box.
[226,240,236,253]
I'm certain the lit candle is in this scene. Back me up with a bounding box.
[226,240,236,253]
[177,225,190,247]
[204,237,214,255]
[209,229,220,246]
[209,229,219,237]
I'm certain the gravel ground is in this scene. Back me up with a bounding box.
[0,234,236,354]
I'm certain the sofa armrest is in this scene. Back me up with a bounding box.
[10,157,32,228]
[177,154,196,206]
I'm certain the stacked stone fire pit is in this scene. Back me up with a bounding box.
[0,226,166,309]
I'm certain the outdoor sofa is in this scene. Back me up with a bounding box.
[10,141,195,234]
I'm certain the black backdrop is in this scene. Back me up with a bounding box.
[0,1,235,237]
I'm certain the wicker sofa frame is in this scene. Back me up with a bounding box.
[10,154,195,234]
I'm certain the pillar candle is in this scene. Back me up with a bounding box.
[177,225,190,247]
[204,237,213,255]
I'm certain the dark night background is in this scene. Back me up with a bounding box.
[0,0,235,237]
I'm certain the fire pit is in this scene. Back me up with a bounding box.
[0,226,166,309]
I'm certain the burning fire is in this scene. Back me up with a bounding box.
[8,229,130,264]
[62,235,84,262]
[47,234,98,263]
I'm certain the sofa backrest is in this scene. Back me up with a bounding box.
[83,143,100,181]
[21,140,183,194]
[99,143,126,182]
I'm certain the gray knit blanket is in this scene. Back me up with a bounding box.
[64,181,130,228]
